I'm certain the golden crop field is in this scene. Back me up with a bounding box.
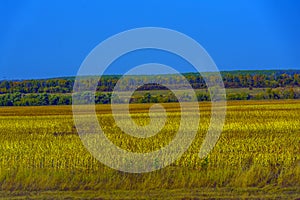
[0,100,300,199]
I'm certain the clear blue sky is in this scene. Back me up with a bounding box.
[0,0,300,79]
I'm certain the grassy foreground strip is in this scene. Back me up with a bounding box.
[1,187,299,199]
[0,100,300,198]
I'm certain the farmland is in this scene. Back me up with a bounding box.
[0,100,300,199]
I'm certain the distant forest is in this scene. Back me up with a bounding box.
[0,70,299,106]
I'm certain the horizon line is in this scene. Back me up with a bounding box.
[1,68,300,81]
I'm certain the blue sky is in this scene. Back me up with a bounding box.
[0,0,300,79]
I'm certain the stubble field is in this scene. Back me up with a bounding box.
[0,100,299,199]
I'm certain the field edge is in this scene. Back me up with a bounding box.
[1,187,300,199]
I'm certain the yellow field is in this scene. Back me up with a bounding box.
[0,100,300,198]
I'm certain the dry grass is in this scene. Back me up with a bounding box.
[0,100,299,198]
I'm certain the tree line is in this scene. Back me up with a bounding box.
[0,70,299,106]
[0,87,299,106]
[0,70,299,94]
